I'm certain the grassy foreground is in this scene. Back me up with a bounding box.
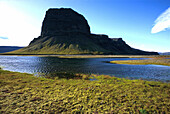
[0,69,169,113]
[110,58,170,66]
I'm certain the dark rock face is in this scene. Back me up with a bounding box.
[14,8,158,55]
[41,8,90,37]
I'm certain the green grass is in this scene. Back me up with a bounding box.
[0,69,169,113]
[110,58,170,66]
[7,35,110,55]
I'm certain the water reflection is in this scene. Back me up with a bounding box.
[0,56,169,82]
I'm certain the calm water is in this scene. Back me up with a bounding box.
[0,56,170,82]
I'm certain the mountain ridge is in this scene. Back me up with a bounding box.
[0,46,24,53]
[159,52,170,55]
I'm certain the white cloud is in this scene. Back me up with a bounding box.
[151,7,170,34]
[0,2,40,46]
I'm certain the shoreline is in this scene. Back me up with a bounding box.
[110,58,170,66]
[0,54,169,58]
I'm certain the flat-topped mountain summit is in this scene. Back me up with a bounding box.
[11,8,158,55]
[41,8,90,37]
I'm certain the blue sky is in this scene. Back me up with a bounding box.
[0,0,169,52]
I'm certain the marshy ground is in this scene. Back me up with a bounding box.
[0,68,169,113]
[110,58,170,66]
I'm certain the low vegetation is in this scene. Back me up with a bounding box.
[0,69,169,113]
[1,54,169,59]
[110,58,170,66]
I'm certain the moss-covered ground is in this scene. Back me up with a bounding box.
[0,68,169,113]
[110,58,170,66]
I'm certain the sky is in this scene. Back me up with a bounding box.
[0,0,169,52]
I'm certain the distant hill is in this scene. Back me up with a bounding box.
[0,46,24,53]
[10,8,158,55]
[159,52,170,55]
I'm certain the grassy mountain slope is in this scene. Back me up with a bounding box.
[10,34,111,55]
[8,34,159,55]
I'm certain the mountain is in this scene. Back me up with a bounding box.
[159,52,170,55]
[0,46,24,53]
[10,8,158,55]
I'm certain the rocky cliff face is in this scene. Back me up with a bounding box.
[41,8,90,37]
[11,8,158,55]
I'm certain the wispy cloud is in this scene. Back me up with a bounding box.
[151,7,170,34]
[0,36,8,39]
